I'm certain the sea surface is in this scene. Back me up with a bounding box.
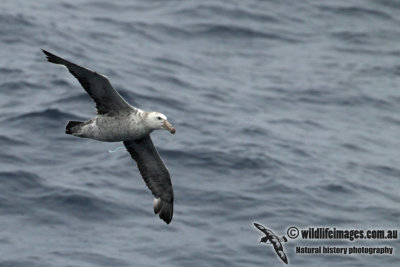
[1,0,399,266]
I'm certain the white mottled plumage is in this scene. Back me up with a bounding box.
[75,110,172,142]
[42,49,176,224]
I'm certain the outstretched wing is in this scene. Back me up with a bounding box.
[254,222,269,234]
[124,135,174,224]
[42,49,131,114]
[273,242,288,264]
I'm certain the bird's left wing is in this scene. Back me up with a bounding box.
[254,222,268,234]
[273,243,288,264]
[124,135,174,224]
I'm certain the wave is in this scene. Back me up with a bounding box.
[51,93,92,106]
[160,147,284,172]
[51,251,130,267]
[291,90,394,109]
[153,56,202,73]
[6,108,80,122]
[0,14,35,28]
[30,188,141,221]
[173,4,280,23]
[0,67,23,74]
[0,14,38,45]
[318,5,393,20]
[188,23,298,42]
[0,81,43,91]
[367,164,400,178]
[0,171,45,192]
[0,154,26,165]
[98,18,299,43]
[0,259,52,267]
[0,135,28,146]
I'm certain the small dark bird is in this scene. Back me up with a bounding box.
[254,222,288,264]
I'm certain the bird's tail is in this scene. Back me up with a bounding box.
[153,198,173,224]
[66,120,84,135]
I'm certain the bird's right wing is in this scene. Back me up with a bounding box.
[124,135,174,224]
[42,49,132,114]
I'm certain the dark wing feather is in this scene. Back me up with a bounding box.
[254,222,269,234]
[124,135,174,224]
[273,243,288,264]
[42,49,131,114]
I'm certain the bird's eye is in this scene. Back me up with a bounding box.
[157,116,162,120]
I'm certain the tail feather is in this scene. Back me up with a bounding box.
[153,198,173,224]
[66,120,83,135]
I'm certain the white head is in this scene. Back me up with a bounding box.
[146,112,175,134]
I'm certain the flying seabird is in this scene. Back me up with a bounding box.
[254,223,288,264]
[42,49,176,224]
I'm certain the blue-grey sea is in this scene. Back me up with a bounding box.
[1,0,399,266]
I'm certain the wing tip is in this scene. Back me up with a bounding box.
[253,222,264,230]
[281,255,288,264]
[153,198,173,224]
[41,49,68,65]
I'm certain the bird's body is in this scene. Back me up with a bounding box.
[42,49,176,224]
[69,108,149,141]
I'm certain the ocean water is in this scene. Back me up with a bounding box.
[1,0,399,266]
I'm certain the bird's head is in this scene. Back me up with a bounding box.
[260,236,269,243]
[147,112,175,134]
